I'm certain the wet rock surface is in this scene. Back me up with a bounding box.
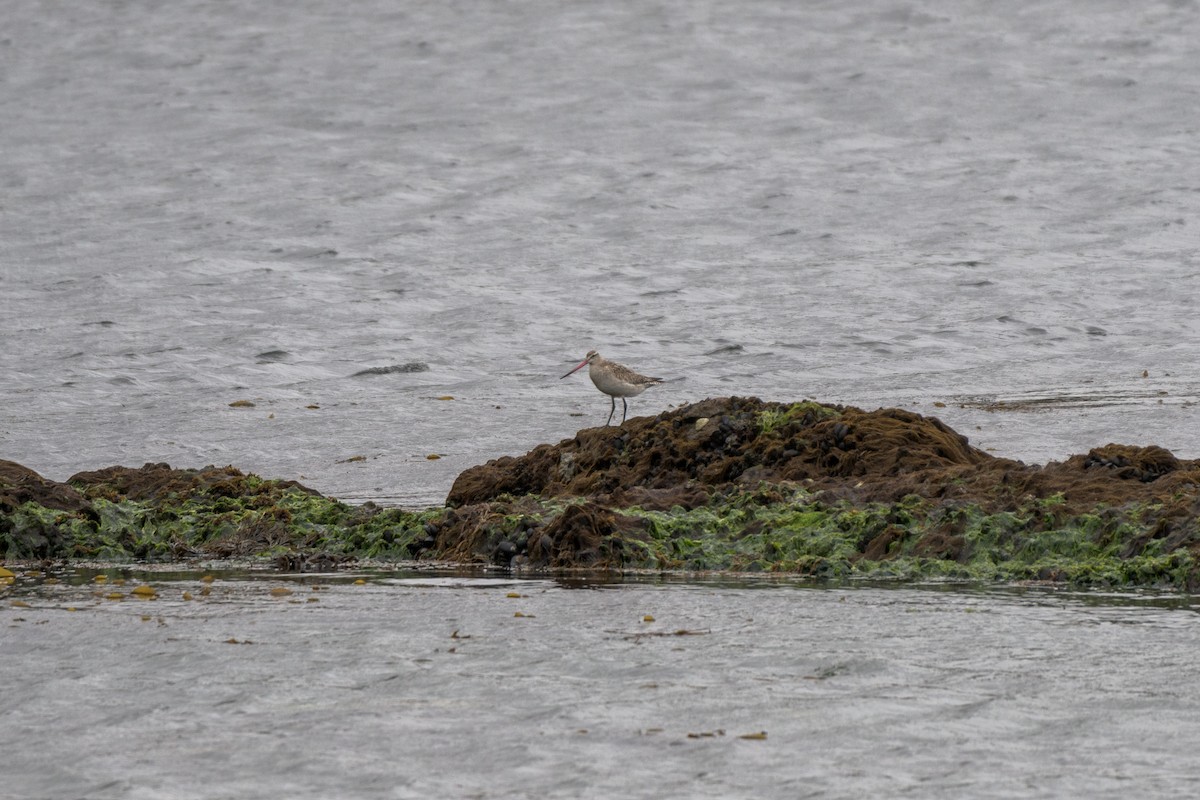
[6,397,1200,587]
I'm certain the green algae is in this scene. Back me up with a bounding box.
[7,475,1199,588]
[756,401,841,436]
[633,496,862,573]
[1,489,439,562]
[6,481,1200,588]
[557,487,1200,588]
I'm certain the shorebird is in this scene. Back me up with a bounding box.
[561,350,663,426]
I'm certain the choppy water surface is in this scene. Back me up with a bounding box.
[5,568,1200,799]
[4,0,1200,506]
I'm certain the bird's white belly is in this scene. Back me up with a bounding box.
[590,365,646,397]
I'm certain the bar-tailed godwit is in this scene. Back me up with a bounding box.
[561,350,663,426]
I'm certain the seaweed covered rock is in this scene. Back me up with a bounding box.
[447,397,994,508]
[2,462,434,562]
[9,396,1200,588]
[524,503,648,569]
[69,462,320,504]
[1,460,89,513]
[0,460,90,556]
[438,397,1200,586]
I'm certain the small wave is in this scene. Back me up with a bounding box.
[352,363,430,377]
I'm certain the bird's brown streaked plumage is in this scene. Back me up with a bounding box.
[561,350,663,426]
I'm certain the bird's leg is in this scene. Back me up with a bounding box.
[621,398,628,424]
[606,395,616,426]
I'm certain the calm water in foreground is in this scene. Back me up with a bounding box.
[5,567,1200,799]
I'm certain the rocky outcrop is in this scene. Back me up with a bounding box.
[449,398,990,506]
[0,462,430,562]
[7,398,1200,588]
[0,460,89,514]
[449,398,1200,512]
[437,398,1200,585]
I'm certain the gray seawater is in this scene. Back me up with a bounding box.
[6,3,1200,797]
[4,0,1200,507]
[5,570,1200,800]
